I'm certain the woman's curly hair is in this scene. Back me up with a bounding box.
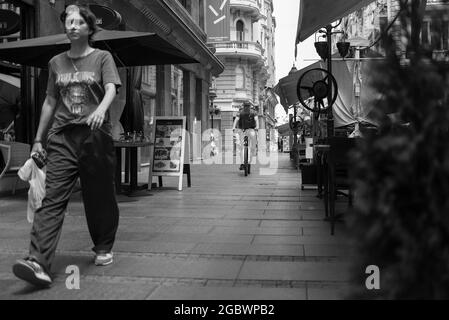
[60,5,99,45]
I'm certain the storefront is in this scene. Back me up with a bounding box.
[1,0,224,152]
[0,0,224,193]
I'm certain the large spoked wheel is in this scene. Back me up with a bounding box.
[296,68,338,114]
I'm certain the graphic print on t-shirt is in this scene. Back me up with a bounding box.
[56,72,97,116]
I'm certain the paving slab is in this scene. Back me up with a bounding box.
[260,220,328,228]
[304,245,356,257]
[113,240,196,254]
[148,233,254,244]
[210,226,301,236]
[147,285,307,300]
[50,255,245,280]
[253,235,351,246]
[238,261,352,282]
[307,287,353,300]
[0,278,156,300]
[190,243,304,257]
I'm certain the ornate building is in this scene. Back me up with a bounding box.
[206,0,277,154]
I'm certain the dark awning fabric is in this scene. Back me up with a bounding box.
[276,123,291,136]
[0,30,198,69]
[296,0,375,44]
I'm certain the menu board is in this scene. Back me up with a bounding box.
[149,116,186,191]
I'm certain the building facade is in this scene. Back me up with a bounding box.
[0,0,224,193]
[336,0,449,60]
[0,0,224,155]
[206,0,276,154]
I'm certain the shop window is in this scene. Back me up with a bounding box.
[171,66,183,116]
[142,66,156,95]
[421,20,430,45]
[443,20,449,50]
[141,93,155,166]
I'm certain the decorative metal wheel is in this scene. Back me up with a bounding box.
[296,68,338,114]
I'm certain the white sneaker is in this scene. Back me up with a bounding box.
[12,259,52,287]
[95,252,113,266]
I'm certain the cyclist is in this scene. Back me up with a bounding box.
[232,101,259,170]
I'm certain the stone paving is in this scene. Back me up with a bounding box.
[0,152,356,300]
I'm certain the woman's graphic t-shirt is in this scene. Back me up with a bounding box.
[46,49,121,136]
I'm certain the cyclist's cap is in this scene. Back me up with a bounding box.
[243,101,252,107]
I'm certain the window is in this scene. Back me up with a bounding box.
[235,66,245,89]
[422,20,430,45]
[171,66,184,116]
[236,20,244,41]
[178,0,189,12]
[443,21,449,50]
[199,0,205,30]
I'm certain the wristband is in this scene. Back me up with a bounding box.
[34,139,42,144]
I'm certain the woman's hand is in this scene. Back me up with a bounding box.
[87,108,106,130]
[31,142,43,155]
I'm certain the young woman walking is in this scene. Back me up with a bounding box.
[12,5,122,287]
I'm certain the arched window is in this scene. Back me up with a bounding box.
[235,66,245,89]
[236,20,244,41]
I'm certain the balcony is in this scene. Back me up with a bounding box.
[230,0,261,19]
[209,41,264,61]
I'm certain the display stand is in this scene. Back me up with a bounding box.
[148,116,186,191]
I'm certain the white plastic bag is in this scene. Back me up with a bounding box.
[18,158,46,223]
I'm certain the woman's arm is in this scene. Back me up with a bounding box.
[86,83,116,130]
[32,95,57,154]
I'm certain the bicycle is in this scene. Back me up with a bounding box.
[243,130,251,176]
[240,128,258,176]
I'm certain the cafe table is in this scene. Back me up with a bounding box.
[114,140,153,197]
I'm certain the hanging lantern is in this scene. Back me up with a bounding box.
[337,41,350,58]
[314,41,328,61]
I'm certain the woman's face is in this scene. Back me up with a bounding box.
[65,10,91,42]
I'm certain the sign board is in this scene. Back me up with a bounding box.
[206,0,230,42]
[149,116,186,191]
[88,4,122,30]
[0,9,20,36]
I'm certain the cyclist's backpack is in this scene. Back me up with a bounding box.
[238,110,256,129]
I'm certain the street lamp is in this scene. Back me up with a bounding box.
[314,22,346,139]
[208,88,219,157]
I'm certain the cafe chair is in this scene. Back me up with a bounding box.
[0,141,31,195]
[325,137,356,235]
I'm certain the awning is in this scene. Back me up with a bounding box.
[274,57,383,128]
[296,0,375,44]
[274,61,321,113]
[276,123,291,136]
